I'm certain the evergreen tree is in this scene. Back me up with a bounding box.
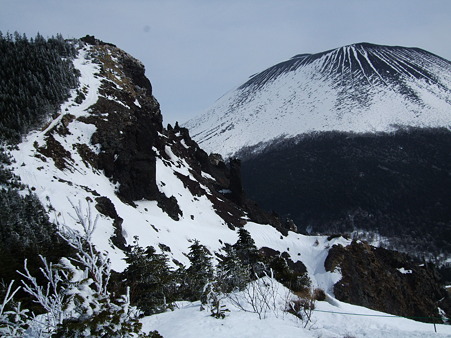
[184,240,214,301]
[123,238,176,315]
[216,244,251,293]
[233,228,260,267]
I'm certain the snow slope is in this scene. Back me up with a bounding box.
[185,43,451,158]
[141,281,451,338]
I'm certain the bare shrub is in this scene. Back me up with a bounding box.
[285,288,316,328]
[228,271,279,320]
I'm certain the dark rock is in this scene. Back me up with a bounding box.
[37,134,73,170]
[95,196,126,250]
[157,195,182,221]
[325,241,451,322]
[80,35,116,47]
[120,54,153,95]
[80,45,163,204]
[259,247,307,275]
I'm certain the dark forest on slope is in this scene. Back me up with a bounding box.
[241,128,451,269]
[0,31,79,142]
[0,32,79,297]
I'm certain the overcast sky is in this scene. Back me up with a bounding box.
[1,0,450,125]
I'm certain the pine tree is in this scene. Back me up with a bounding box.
[184,240,214,301]
[234,228,260,267]
[216,244,250,293]
[123,237,176,315]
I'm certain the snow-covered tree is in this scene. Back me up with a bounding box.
[184,240,214,302]
[124,237,176,315]
[216,243,251,293]
[234,228,259,266]
[13,202,161,337]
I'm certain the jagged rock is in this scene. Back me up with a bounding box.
[37,134,73,170]
[325,240,451,322]
[259,247,307,275]
[77,44,163,204]
[95,196,126,250]
[157,195,182,221]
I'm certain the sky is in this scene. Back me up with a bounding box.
[1,0,450,125]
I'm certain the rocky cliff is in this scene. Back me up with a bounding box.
[325,240,451,322]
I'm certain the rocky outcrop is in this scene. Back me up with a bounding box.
[78,38,162,204]
[95,196,126,250]
[72,37,284,230]
[325,241,451,322]
[161,123,285,230]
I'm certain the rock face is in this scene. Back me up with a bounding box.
[325,241,451,322]
[38,36,282,230]
[79,37,162,204]
[158,123,283,230]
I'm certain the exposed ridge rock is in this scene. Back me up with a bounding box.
[325,241,451,322]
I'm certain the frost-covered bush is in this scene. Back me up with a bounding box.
[0,280,28,337]
[6,202,159,337]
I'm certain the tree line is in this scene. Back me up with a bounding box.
[0,31,79,143]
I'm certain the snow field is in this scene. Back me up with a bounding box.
[141,278,451,338]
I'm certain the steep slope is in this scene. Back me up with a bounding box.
[7,37,282,271]
[4,37,450,328]
[185,43,450,158]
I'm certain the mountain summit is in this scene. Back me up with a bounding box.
[185,43,450,158]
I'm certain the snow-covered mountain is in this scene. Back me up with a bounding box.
[3,37,451,336]
[185,43,451,158]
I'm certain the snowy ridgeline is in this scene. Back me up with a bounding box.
[185,43,451,158]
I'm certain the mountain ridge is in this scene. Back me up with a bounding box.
[185,42,450,158]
